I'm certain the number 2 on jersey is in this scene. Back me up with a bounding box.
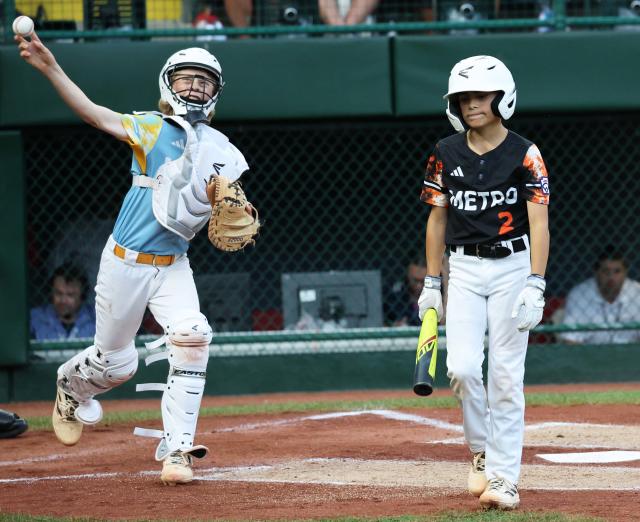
[498,211,514,235]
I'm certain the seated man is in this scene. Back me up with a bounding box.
[30,262,96,341]
[558,247,640,344]
[386,254,448,326]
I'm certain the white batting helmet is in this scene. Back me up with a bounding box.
[443,55,516,132]
[159,48,224,118]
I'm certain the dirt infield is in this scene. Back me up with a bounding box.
[1,383,639,521]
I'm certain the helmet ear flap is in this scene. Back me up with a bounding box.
[490,92,504,118]
[446,97,467,133]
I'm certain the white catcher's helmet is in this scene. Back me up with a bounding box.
[443,55,516,132]
[159,47,224,118]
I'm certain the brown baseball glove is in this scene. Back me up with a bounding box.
[206,175,260,252]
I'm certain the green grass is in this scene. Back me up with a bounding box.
[22,389,640,432]
[0,513,606,522]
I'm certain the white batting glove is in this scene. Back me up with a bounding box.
[511,275,546,332]
[418,276,443,321]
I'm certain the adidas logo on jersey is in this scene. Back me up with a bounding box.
[450,166,464,177]
[172,139,186,150]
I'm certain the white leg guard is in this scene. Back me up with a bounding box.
[156,315,212,460]
[57,342,139,403]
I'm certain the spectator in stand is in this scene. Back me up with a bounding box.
[30,262,96,341]
[193,3,227,41]
[386,254,449,326]
[319,0,380,25]
[224,0,252,29]
[558,246,640,344]
[194,4,219,26]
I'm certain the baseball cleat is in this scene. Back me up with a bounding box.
[479,477,520,510]
[468,451,487,497]
[160,445,209,486]
[161,451,195,486]
[52,387,83,446]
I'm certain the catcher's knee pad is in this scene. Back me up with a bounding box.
[167,313,212,369]
[58,342,139,402]
[159,313,212,456]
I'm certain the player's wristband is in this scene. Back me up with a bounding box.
[423,276,442,290]
[526,274,546,292]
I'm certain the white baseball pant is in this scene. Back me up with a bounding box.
[445,238,530,484]
[94,236,201,350]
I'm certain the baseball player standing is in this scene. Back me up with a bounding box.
[16,32,253,484]
[418,56,550,509]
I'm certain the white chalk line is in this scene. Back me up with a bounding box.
[3,458,640,491]
[430,420,640,447]
[0,409,457,479]
[0,448,108,468]
[0,472,121,484]
[214,409,463,433]
[0,410,636,485]
[526,421,630,430]
[427,437,636,448]
[537,450,640,463]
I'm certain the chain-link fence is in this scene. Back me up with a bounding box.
[24,111,640,348]
[3,0,640,41]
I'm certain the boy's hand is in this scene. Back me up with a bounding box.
[418,276,443,321]
[511,275,546,332]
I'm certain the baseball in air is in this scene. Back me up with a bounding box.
[12,16,34,37]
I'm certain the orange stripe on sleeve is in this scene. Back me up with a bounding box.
[421,151,449,207]
[523,144,550,205]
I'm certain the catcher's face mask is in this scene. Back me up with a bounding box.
[159,47,225,118]
[170,68,219,105]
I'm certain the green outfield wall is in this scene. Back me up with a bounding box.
[2,343,639,402]
[393,31,640,115]
[0,37,393,125]
[0,131,28,367]
[0,31,639,126]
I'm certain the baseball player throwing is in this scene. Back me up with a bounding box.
[16,32,253,484]
[418,56,550,509]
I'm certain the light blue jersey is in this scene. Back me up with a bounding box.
[112,113,189,255]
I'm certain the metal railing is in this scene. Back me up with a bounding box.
[30,322,640,353]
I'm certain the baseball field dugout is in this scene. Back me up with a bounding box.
[21,112,640,347]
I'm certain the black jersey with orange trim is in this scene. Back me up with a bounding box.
[420,130,550,245]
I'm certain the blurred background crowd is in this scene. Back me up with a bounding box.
[5,0,640,37]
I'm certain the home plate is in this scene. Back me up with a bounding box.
[537,451,640,464]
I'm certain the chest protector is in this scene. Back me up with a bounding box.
[135,115,248,241]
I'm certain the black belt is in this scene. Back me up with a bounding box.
[454,237,527,259]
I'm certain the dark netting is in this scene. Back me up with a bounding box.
[24,111,640,344]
